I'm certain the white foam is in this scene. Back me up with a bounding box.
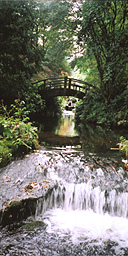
[44,208,128,247]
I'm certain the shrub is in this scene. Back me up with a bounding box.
[118,137,128,159]
[75,88,128,128]
[0,99,39,166]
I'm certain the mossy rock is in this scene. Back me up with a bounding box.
[20,220,47,231]
[4,200,22,212]
[0,198,37,227]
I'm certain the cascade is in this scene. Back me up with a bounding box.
[0,110,128,255]
[36,181,128,218]
[35,164,128,249]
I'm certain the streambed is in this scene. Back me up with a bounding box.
[0,111,128,256]
[0,147,128,255]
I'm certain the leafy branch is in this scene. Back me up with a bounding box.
[118,136,128,159]
[0,99,39,167]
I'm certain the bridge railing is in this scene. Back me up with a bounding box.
[43,77,65,90]
[37,76,90,93]
[33,76,96,99]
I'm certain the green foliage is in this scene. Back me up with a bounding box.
[0,0,127,129]
[21,82,46,120]
[74,0,128,127]
[78,0,128,103]
[74,53,100,87]
[0,0,74,120]
[0,139,13,166]
[0,0,43,103]
[118,137,128,159]
[75,87,128,127]
[38,0,73,76]
[0,99,39,166]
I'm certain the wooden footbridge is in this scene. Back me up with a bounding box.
[33,77,95,99]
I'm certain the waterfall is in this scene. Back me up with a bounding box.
[36,180,128,218]
[33,148,128,250]
[40,182,128,248]
[63,182,128,218]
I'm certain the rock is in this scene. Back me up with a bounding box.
[0,198,37,227]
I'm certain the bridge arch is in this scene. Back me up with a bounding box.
[33,76,94,99]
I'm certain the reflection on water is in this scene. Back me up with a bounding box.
[38,111,79,146]
[39,111,127,159]
[55,111,78,137]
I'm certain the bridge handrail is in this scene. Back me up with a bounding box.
[32,76,96,98]
[39,79,86,92]
[32,77,64,85]
[32,76,95,88]
[70,78,95,88]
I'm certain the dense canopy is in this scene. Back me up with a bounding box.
[0,0,127,125]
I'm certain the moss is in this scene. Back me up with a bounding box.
[9,200,21,207]
[0,139,13,167]
[4,200,21,212]
[0,198,37,227]
[20,220,47,231]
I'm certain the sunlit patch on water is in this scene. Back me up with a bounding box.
[44,208,128,247]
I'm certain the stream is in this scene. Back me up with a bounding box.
[0,111,128,256]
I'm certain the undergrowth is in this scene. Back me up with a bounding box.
[0,99,39,167]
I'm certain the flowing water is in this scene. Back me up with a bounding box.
[0,111,128,256]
